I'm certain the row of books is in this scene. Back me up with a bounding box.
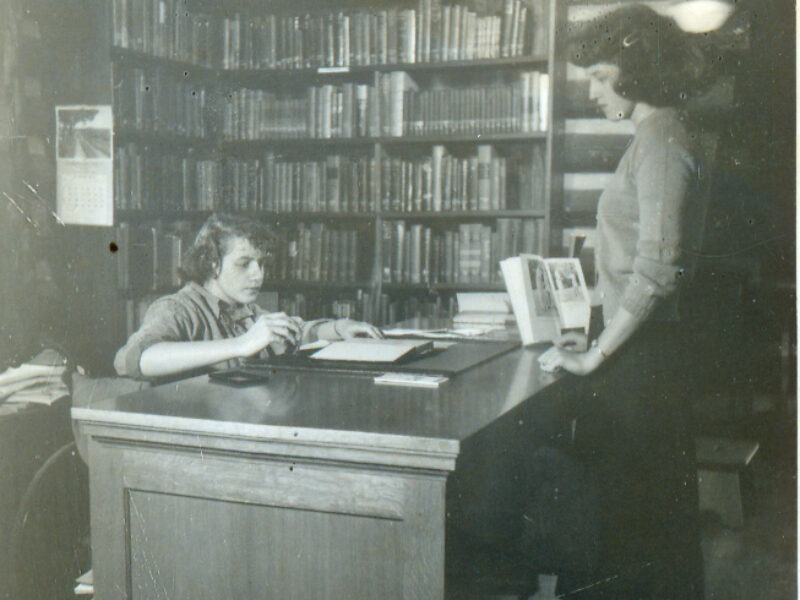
[277,290,377,324]
[222,84,374,140]
[222,155,377,214]
[221,70,548,140]
[113,221,367,293]
[380,149,510,213]
[380,219,544,285]
[115,223,194,291]
[114,144,543,214]
[378,293,458,327]
[123,287,458,334]
[112,0,216,66]
[275,290,459,327]
[273,224,365,283]
[110,0,545,70]
[114,66,210,138]
[376,144,545,212]
[114,144,220,211]
[397,71,549,135]
[221,0,545,70]
[218,144,544,214]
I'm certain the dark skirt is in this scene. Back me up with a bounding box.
[521,320,704,599]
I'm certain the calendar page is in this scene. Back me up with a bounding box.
[56,105,113,226]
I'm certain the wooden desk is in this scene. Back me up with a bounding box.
[72,344,564,599]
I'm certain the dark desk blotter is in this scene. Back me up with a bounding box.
[214,340,520,381]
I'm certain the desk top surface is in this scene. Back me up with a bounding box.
[73,325,558,453]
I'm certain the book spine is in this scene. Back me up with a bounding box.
[381,221,393,282]
[476,144,492,211]
[539,73,549,132]
[392,221,405,283]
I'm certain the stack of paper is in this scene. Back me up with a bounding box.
[0,350,69,406]
[453,292,515,327]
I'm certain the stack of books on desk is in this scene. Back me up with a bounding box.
[373,372,449,388]
[452,292,515,328]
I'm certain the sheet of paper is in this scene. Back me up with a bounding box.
[310,338,431,362]
[298,339,330,352]
[382,327,499,339]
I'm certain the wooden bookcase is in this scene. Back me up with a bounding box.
[109,0,566,329]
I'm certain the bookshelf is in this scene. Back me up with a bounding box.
[109,0,564,328]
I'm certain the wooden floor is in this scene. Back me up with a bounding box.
[700,396,796,600]
[459,393,797,600]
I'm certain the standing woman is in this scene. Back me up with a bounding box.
[537,5,715,599]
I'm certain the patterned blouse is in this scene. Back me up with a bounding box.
[114,281,328,379]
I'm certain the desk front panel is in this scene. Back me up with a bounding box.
[86,425,448,600]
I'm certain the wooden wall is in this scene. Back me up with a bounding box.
[0,0,123,374]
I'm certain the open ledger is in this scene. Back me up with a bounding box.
[310,338,434,363]
[500,254,591,346]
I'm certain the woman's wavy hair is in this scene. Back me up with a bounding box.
[179,213,277,284]
[563,4,711,107]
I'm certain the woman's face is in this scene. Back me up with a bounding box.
[207,236,266,306]
[587,63,635,121]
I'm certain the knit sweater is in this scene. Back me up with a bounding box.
[595,108,711,325]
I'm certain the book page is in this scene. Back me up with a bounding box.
[544,258,591,332]
[310,338,432,362]
[501,255,560,345]
[527,256,558,317]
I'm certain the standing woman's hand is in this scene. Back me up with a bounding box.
[538,343,603,376]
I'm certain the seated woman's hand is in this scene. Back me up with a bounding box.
[239,313,303,356]
[334,319,384,340]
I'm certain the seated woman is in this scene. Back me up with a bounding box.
[115,213,382,380]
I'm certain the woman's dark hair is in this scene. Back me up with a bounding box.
[179,213,277,284]
[563,4,710,107]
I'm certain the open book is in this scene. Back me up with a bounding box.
[500,254,591,346]
[310,338,434,363]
